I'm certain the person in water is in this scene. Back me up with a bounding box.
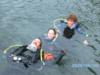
[10,38,42,68]
[10,36,65,67]
[43,28,58,42]
[40,28,65,64]
[54,14,86,39]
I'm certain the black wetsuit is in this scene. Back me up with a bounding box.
[56,21,82,39]
[11,45,40,68]
[11,45,65,67]
[63,27,75,39]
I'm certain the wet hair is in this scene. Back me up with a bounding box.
[37,37,42,50]
[48,28,57,35]
[67,14,78,22]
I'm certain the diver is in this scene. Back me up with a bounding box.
[40,28,59,50]
[9,35,65,68]
[54,14,87,39]
[10,38,42,68]
[40,28,66,64]
[41,28,58,42]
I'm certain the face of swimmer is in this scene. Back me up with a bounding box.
[67,14,78,28]
[67,19,75,28]
[32,38,42,49]
[47,29,56,40]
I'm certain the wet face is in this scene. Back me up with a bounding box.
[32,38,41,49]
[47,29,56,40]
[67,19,75,28]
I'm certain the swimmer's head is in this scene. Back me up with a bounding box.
[32,38,42,49]
[47,28,57,40]
[66,14,78,28]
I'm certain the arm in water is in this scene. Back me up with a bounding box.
[75,25,90,46]
[76,26,89,37]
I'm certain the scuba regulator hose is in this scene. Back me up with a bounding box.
[3,44,23,54]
